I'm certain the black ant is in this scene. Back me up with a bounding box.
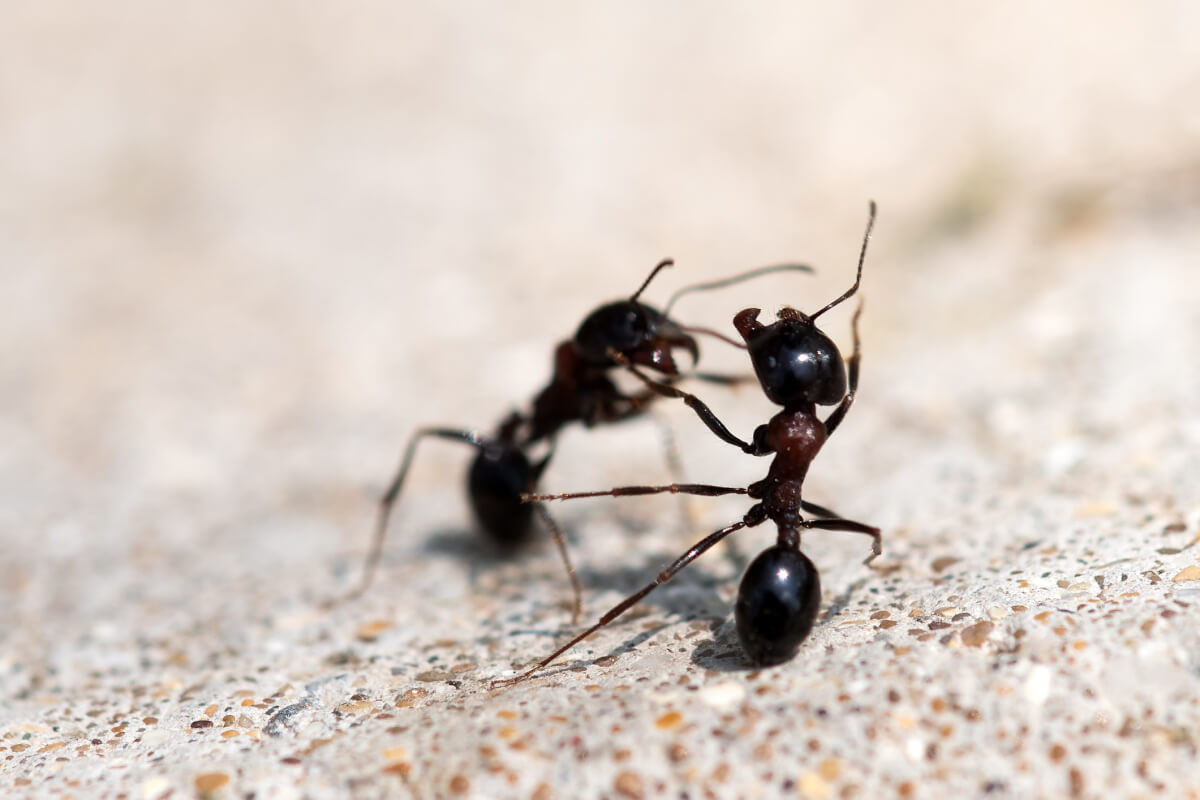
[497,202,881,684]
[338,259,819,618]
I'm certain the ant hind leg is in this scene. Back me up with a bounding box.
[332,427,493,607]
[492,508,767,688]
[531,502,583,623]
[800,515,883,567]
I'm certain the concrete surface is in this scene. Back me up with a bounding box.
[3,3,1200,799]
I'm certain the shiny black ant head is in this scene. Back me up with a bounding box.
[572,258,698,374]
[733,307,846,407]
[573,301,698,374]
[733,200,876,410]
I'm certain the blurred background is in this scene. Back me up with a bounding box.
[4,0,1199,709]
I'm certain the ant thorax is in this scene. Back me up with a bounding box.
[760,405,827,466]
[749,406,828,534]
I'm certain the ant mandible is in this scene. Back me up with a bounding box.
[338,258,822,619]
[499,201,881,684]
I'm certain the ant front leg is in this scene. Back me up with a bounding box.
[609,354,762,455]
[611,357,841,523]
[525,481,748,504]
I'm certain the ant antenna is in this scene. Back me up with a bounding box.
[679,325,747,350]
[663,263,815,317]
[630,258,675,303]
[810,200,876,323]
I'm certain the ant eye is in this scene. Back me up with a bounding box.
[745,319,846,407]
[573,302,651,364]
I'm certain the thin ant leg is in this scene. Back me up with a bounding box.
[688,371,759,387]
[800,516,883,565]
[610,355,843,520]
[526,481,838,520]
[335,427,490,605]
[651,416,702,533]
[822,301,863,437]
[525,482,748,503]
[610,356,759,455]
[634,418,843,527]
[491,506,769,688]
[799,499,843,519]
[531,502,583,622]
[654,417,686,487]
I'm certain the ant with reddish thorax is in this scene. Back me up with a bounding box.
[496,202,881,685]
[338,258,830,618]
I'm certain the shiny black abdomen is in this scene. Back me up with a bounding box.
[734,545,821,665]
[467,446,537,546]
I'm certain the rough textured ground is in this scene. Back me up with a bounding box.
[3,3,1200,799]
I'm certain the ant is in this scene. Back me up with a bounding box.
[497,202,881,685]
[338,258,822,618]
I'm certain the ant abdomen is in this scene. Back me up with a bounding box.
[467,446,545,546]
[734,545,821,666]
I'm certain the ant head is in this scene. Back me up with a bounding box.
[733,307,847,407]
[572,258,699,374]
[573,301,698,374]
[732,200,877,409]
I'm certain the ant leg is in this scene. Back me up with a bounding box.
[800,516,882,565]
[822,301,862,437]
[333,427,491,606]
[525,482,747,503]
[650,416,704,535]
[492,507,768,687]
[655,417,687,485]
[689,371,760,389]
[800,499,843,519]
[610,356,759,455]
[531,502,583,623]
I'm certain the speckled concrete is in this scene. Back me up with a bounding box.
[4,4,1200,799]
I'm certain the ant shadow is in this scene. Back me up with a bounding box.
[408,518,880,679]
[424,519,751,675]
[420,521,734,649]
[421,525,502,562]
[418,512,736,625]
[418,525,546,604]
[360,509,878,681]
